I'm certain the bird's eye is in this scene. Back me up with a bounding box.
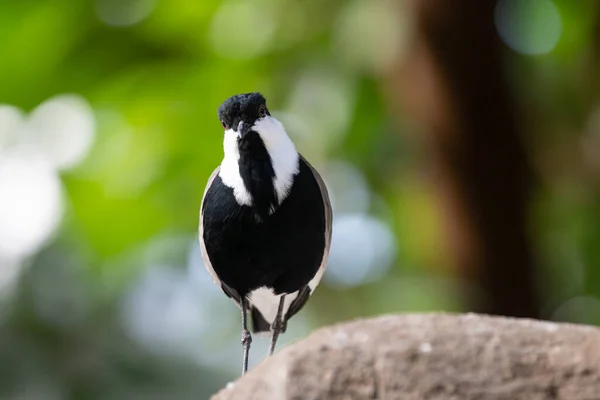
[221,121,229,130]
[258,105,267,118]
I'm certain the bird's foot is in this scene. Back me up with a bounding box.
[268,318,284,356]
[241,329,252,347]
[271,317,283,332]
[241,329,252,375]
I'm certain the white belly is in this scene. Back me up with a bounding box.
[248,287,299,325]
[247,264,325,327]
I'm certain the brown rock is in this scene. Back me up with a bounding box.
[211,313,600,400]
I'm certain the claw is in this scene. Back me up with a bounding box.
[241,329,252,346]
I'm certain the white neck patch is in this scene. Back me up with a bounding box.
[252,116,299,204]
[218,116,299,208]
[219,128,253,206]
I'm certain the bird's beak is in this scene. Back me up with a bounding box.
[238,121,250,139]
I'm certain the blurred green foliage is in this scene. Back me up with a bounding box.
[1,0,600,398]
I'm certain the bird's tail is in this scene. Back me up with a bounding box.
[250,307,271,336]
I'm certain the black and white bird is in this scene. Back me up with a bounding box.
[198,92,332,375]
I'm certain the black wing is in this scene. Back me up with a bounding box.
[280,156,333,322]
[199,166,242,306]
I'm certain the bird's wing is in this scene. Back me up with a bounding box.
[277,156,332,324]
[300,155,332,290]
[199,166,224,288]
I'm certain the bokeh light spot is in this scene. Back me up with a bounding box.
[95,0,156,27]
[325,214,397,288]
[209,0,277,60]
[284,67,355,152]
[326,160,370,215]
[27,94,96,171]
[494,0,562,55]
[0,150,63,260]
[0,105,25,153]
[552,295,600,325]
[333,0,411,73]
[122,265,214,356]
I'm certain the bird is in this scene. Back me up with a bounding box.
[198,92,332,376]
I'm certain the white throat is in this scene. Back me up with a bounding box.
[219,128,252,206]
[219,115,300,207]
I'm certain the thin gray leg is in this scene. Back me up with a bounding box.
[268,295,286,356]
[241,298,252,375]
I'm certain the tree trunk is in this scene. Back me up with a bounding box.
[389,0,541,318]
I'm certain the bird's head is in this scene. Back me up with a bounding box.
[217,92,297,163]
[217,92,269,139]
[217,92,299,209]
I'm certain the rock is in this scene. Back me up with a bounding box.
[211,313,600,400]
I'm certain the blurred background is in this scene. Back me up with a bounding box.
[1,0,600,398]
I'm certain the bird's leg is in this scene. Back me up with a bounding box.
[268,295,286,356]
[241,298,252,375]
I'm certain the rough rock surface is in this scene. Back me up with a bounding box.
[211,313,600,400]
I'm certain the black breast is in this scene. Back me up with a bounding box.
[238,131,277,219]
[201,157,326,297]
